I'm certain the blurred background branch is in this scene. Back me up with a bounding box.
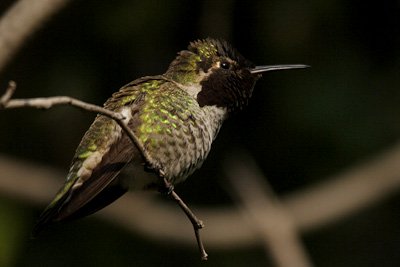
[226,152,312,267]
[0,0,71,73]
[1,140,400,249]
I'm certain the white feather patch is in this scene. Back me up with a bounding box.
[73,107,133,188]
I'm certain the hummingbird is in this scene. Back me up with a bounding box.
[33,38,307,234]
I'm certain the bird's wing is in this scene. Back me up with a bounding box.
[33,116,139,235]
[33,77,165,235]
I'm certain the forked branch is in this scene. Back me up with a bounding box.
[163,178,208,260]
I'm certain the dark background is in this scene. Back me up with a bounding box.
[0,0,400,266]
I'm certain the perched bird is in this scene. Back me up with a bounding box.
[33,38,307,234]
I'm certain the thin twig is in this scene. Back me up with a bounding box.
[0,82,208,260]
[164,178,208,260]
[171,191,208,260]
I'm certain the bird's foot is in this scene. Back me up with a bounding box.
[159,177,174,195]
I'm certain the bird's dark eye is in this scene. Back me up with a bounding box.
[220,61,230,70]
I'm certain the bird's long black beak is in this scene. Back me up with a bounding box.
[250,64,309,74]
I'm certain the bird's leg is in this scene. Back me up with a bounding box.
[162,178,208,261]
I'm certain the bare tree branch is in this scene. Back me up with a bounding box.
[0,0,72,73]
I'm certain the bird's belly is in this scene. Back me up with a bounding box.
[153,121,214,184]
